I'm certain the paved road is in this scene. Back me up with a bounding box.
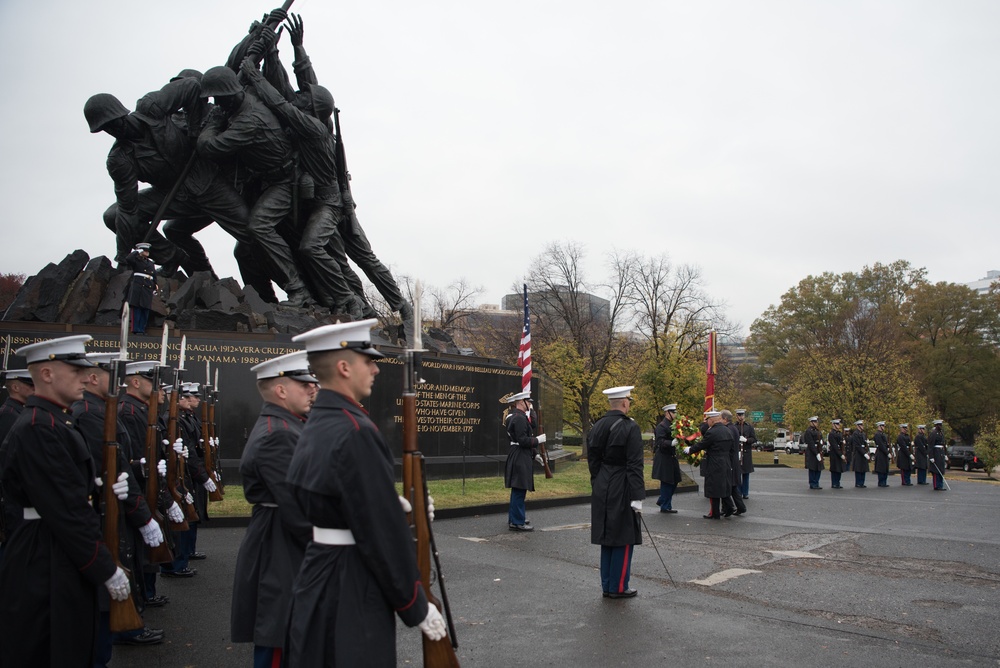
[115,467,1000,667]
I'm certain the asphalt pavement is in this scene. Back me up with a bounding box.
[113,467,1000,667]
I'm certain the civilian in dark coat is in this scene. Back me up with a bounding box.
[686,411,735,519]
[874,422,891,487]
[804,418,825,489]
[589,386,644,598]
[285,321,446,666]
[722,411,746,515]
[851,421,870,487]
[734,409,757,498]
[896,424,914,486]
[913,425,930,485]
[827,419,846,489]
[652,404,681,512]
[231,352,316,667]
[0,336,127,666]
[930,421,947,491]
[504,390,546,531]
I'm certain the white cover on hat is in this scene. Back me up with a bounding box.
[933,419,944,425]
[135,242,151,251]
[181,382,200,395]
[917,424,926,429]
[831,418,841,424]
[86,352,124,369]
[876,420,885,426]
[705,410,721,418]
[2,369,32,381]
[900,423,908,428]
[603,386,634,400]
[506,390,531,403]
[125,361,159,377]
[662,403,677,412]
[292,319,383,358]
[809,416,819,422]
[251,350,318,383]
[735,408,746,415]
[16,335,94,367]
[855,419,864,425]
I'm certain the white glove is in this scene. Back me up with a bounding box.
[105,567,131,601]
[398,496,412,514]
[139,519,164,547]
[740,436,747,443]
[671,439,679,447]
[427,495,435,522]
[864,454,870,460]
[112,472,129,501]
[630,500,642,513]
[204,478,217,493]
[182,446,190,459]
[536,433,546,444]
[166,502,184,523]
[816,454,822,462]
[173,438,184,455]
[94,476,103,487]
[534,454,544,466]
[185,492,194,505]
[157,459,167,477]
[139,457,146,465]
[419,603,447,641]
[683,446,691,454]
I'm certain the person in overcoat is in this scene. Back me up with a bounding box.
[827,419,846,489]
[734,409,757,498]
[722,410,746,515]
[285,320,446,667]
[913,424,930,485]
[589,386,645,598]
[851,420,870,487]
[504,390,546,531]
[874,421,891,487]
[685,411,735,519]
[804,417,825,489]
[231,351,316,667]
[652,403,681,512]
[896,424,914,486]
[0,335,130,667]
[929,420,947,491]
[0,368,33,557]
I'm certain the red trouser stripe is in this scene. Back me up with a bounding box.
[618,544,630,592]
[271,647,282,668]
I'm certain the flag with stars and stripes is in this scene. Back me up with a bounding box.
[516,284,531,392]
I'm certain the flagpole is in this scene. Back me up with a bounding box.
[704,329,716,413]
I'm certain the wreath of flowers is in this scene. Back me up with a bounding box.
[673,414,704,466]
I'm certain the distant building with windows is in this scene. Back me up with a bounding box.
[720,337,758,366]
[966,270,1000,295]
[502,287,610,323]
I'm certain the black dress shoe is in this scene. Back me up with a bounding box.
[114,628,165,646]
[742,495,749,499]
[188,552,207,560]
[508,524,534,532]
[161,567,197,578]
[733,510,745,516]
[145,594,169,608]
[723,509,734,517]
[607,589,638,599]
[659,508,678,513]
[602,591,609,598]
[702,514,719,520]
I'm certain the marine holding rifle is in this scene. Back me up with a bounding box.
[285,320,446,667]
[504,389,546,532]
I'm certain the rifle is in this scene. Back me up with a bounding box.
[152,324,187,533]
[0,335,10,543]
[102,356,144,633]
[201,361,223,501]
[167,336,199,523]
[401,282,460,667]
[532,399,553,479]
[211,368,224,495]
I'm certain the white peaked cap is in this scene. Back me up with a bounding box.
[2,369,32,381]
[735,408,746,415]
[663,403,677,411]
[86,352,125,369]
[933,419,944,425]
[125,361,159,378]
[917,424,926,429]
[809,416,819,422]
[603,386,634,400]
[181,382,200,395]
[16,335,94,367]
[831,419,841,424]
[252,350,318,383]
[705,410,722,418]
[876,421,885,426]
[506,390,531,403]
[855,420,864,425]
[292,319,384,358]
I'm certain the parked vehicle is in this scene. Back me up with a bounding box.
[947,445,984,471]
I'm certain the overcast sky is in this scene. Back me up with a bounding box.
[1,0,998,335]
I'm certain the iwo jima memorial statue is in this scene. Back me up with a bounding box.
[0,2,564,483]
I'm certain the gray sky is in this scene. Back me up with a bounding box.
[1,0,998,334]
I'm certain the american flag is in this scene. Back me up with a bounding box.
[516,284,531,392]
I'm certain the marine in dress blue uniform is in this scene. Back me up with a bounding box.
[589,386,645,598]
[123,243,157,334]
[231,351,317,668]
[851,420,870,487]
[285,320,447,666]
[930,420,947,490]
[913,425,930,485]
[734,409,757,499]
[804,417,824,489]
[896,424,914,486]
[827,419,846,489]
[873,422,891,487]
[504,389,546,531]
[652,404,681,512]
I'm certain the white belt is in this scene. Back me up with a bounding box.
[23,507,40,520]
[258,502,278,508]
[312,527,356,545]
[134,273,153,279]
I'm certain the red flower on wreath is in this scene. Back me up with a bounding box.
[672,414,704,466]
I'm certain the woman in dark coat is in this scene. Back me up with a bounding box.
[652,404,681,512]
[685,412,734,519]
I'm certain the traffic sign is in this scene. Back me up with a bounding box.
[749,411,765,421]
[771,413,784,422]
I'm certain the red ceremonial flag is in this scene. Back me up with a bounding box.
[704,330,716,413]
[516,284,531,392]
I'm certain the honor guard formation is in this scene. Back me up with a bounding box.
[85,5,412,325]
